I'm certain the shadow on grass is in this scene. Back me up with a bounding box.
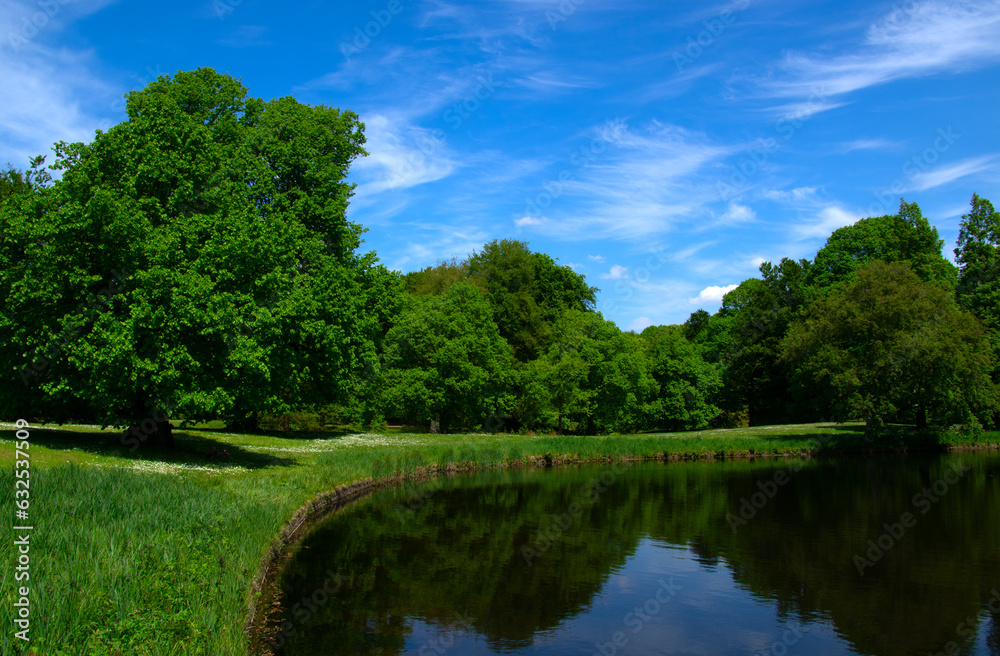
[749,423,951,454]
[12,425,296,470]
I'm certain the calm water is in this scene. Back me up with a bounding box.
[268,451,1000,656]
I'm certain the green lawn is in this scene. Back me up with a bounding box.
[1,421,996,655]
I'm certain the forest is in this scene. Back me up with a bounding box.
[1,68,998,440]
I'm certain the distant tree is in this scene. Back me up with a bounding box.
[402,258,483,297]
[809,199,957,291]
[955,194,1000,344]
[640,325,721,431]
[522,310,596,434]
[466,239,597,361]
[586,322,657,434]
[715,258,810,426]
[782,261,998,438]
[380,283,514,433]
[0,68,378,443]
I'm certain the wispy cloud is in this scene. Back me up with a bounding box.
[792,206,859,240]
[518,120,736,240]
[760,0,1000,115]
[910,155,996,191]
[0,1,124,168]
[350,113,457,197]
[718,202,756,224]
[836,138,897,153]
[218,25,270,48]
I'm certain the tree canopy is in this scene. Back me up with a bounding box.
[808,199,957,291]
[782,260,997,436]
[0,68,382,441]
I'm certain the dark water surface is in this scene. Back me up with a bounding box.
[269,451,1000,656]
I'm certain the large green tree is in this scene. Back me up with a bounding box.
[808,199,956,291]
[466,239,597,361]
[379,283,514,433]
[0,68,380,444]
[782,261,998,437]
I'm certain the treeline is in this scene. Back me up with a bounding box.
[330,196,999,436]
[0,69,997,439]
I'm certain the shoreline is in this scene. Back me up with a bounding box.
[244,440,1000,655]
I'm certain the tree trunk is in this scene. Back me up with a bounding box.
[430,414,441,434]
[915,405,928,430]
[864,411,875,442]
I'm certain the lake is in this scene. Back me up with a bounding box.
[265,451,1000,655]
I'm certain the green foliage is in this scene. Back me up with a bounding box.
[955,193,1000,350]
[714,258,810,426]
[809,199,957,291]
[783,260,999,436]
[380,283,515,432]
[0,68,381,431]
[467,239,597,361]
[640,324,721,430]
[0,156,50,207]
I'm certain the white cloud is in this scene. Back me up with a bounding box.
[588,254,606,262]
[522,120,736,240]
[351,113,456,196]
[515,215,543,227]
[719,202,756,224]
[762,187,819,205]
[601,264,629,280]
[911,155,996,191]
[793,206,860,240]
[689,284,739,305]
[761,0,1000,115]
[837,138,896,153]
[627,316,653,332]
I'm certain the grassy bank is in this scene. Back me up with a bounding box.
[1,421,997,655]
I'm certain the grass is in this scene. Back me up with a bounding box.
[0,420,997,655]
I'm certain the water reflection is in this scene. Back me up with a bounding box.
[268,452,1000,656]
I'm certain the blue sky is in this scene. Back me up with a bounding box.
[2,0,999,330]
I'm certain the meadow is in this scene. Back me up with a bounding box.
[1,421,997,655]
